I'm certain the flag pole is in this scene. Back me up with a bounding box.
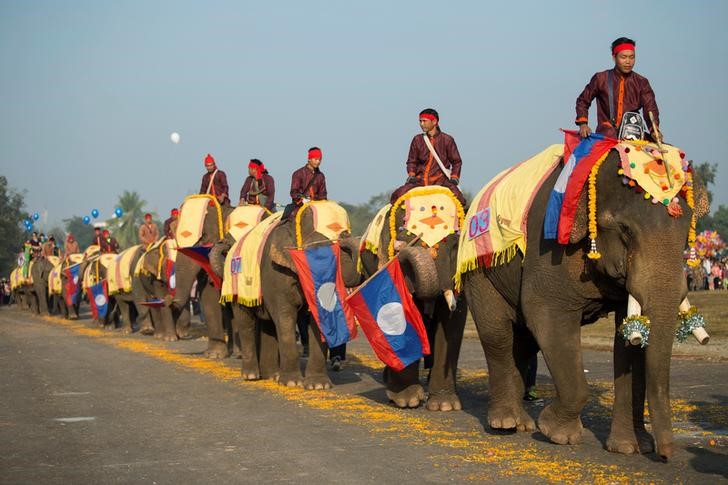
[345,233,422,300]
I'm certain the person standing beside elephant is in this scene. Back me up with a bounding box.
[575,37,660,139]
[239,159,276,211]
[390,108,465,206]
[286,147,327,221]
[163,208,179,239]
[138,213,159,246]
[200,153,230,206]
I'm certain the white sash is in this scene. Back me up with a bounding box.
[206,169,218,194]
[423,134,452,179]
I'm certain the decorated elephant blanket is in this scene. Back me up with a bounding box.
[294,200,350,248]
[83,254,116,289]
[10,267,24,290]
[176,194,224,248]
[107,245,141,295]
[221,211,284,306]
[83,244,101,260]
[359,204,391,257]
[456,144,564,287]
[225,205,269,242]
[46,256,62,295]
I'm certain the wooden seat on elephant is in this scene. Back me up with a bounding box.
[176,194,224,248]
[221,211,284,306]
[293,200,351,248]
[225,205,269,242]
[107,245,141,295]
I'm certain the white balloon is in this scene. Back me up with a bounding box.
[170,132,180,144]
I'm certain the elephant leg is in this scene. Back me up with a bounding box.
[465,271,534,431]
[201,284,226,358]
[233,305,260,380]
[138,304,154,335]
[176,305,191,339]
[426,297,467,412]
[384,363,424,408]
[223,307,238,357]
[258,319,279,379]
[269,302,303,388]
[528,308,588,445]
[607,310,654,454]
[118,300,133,334]
[304,321,332,390]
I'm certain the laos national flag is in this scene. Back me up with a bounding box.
[289,243,357,348]
[544,130,618,243]
[64,264,81,307]
[177,245,221,289]
[346,259,430,371]
[87,280,109,320]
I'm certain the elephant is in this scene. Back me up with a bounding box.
[358,186,468,411]
[27,257,57,315]
[210,202,360,389]
[107,245,155,334]
[137,238,191,341]
[459,146,709,460]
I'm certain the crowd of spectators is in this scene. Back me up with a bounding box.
[685,257,728,291]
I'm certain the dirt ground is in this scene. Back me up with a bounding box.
[463,290,728,361]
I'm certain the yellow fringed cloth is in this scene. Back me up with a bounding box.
[456,144,564,289]
[294,200,351,248]
[10,268,23,290]
[83,245,100,260]
[175,194,224,248]
[221,211,284,307]
[83,254,116,290]
[107,245,141,295]
[360,204,391,255]
[46,256,62,295]
[225,205,269,242]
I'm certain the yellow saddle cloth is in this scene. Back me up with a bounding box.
[359,204,391,256]
[456,144,564,289]
[10,268,23,290]
[294,200,350,247]
[225,205,269,242]
[83,245,101,260]
[221,211,284,306]
[49,261,64,295]
[615,141,687,205]
[83,254,116,289]
[176,194,223,247]
[107,245,142,295]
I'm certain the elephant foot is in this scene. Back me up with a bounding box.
[276,372,304,388]
[104,324,115,331]
[655,440,674,462]
[241,370,260,381]
[139,325,155,336]
[162,334,178,342]
[153,331,164,340]
[426,390,462,412]
[386,384,425,408]
[203,342,229,359]
[538,404,583,445]
[68,315,78,321]
[304,374,333,390]
[120,325,133,335]
[606,425,654,455]
[488,403,536,431]
[176,327,191,340]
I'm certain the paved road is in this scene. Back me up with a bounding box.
[1,307,726,484]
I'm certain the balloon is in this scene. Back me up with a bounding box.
[115,207,123,218]
[83,216,91,225]
[91,209,99,218]
[170,132,180,144]
[32,212,40,221]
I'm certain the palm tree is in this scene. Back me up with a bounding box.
[106,191,150,249]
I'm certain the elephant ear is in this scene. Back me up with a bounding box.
[569,187,589,244]
[268,226,296,272]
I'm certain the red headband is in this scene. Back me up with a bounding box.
[171,208,179,216]
[308,148,322,160]
[204,153,215,166]
[419,113,438,122]
[248,160,265,180]
[612,43,635,55]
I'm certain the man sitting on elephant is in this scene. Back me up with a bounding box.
[163,208,179,239]
[390,108,465,206]
[138,213,159,246]
[200,153,230,206]
[575,37,660,139]
[286,147,327,221]
[41,236,58,259]
[101,229,120,254]
[239,158,275,211]
[63,233,80,259]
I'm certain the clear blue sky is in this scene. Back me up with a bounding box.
[1,0,726,227]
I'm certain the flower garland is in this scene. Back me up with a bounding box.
[294,200,314,248]
[618,315,651,348]
[387,186,465,258]
[586,150,611,259]
[684,171,701,267]
[675,305,707,343]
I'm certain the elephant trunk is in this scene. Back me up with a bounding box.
[339,236,362,288]
[397,246,440,299]
[209,235,233,279]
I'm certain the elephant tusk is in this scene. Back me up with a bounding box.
[679,297,710,345]
[392,240,406,252]
[679,297,691,313]
[627,331,643,347]
[627,294,642,316]
[443,289,457,312]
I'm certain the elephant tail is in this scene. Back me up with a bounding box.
[397,246,439,299]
